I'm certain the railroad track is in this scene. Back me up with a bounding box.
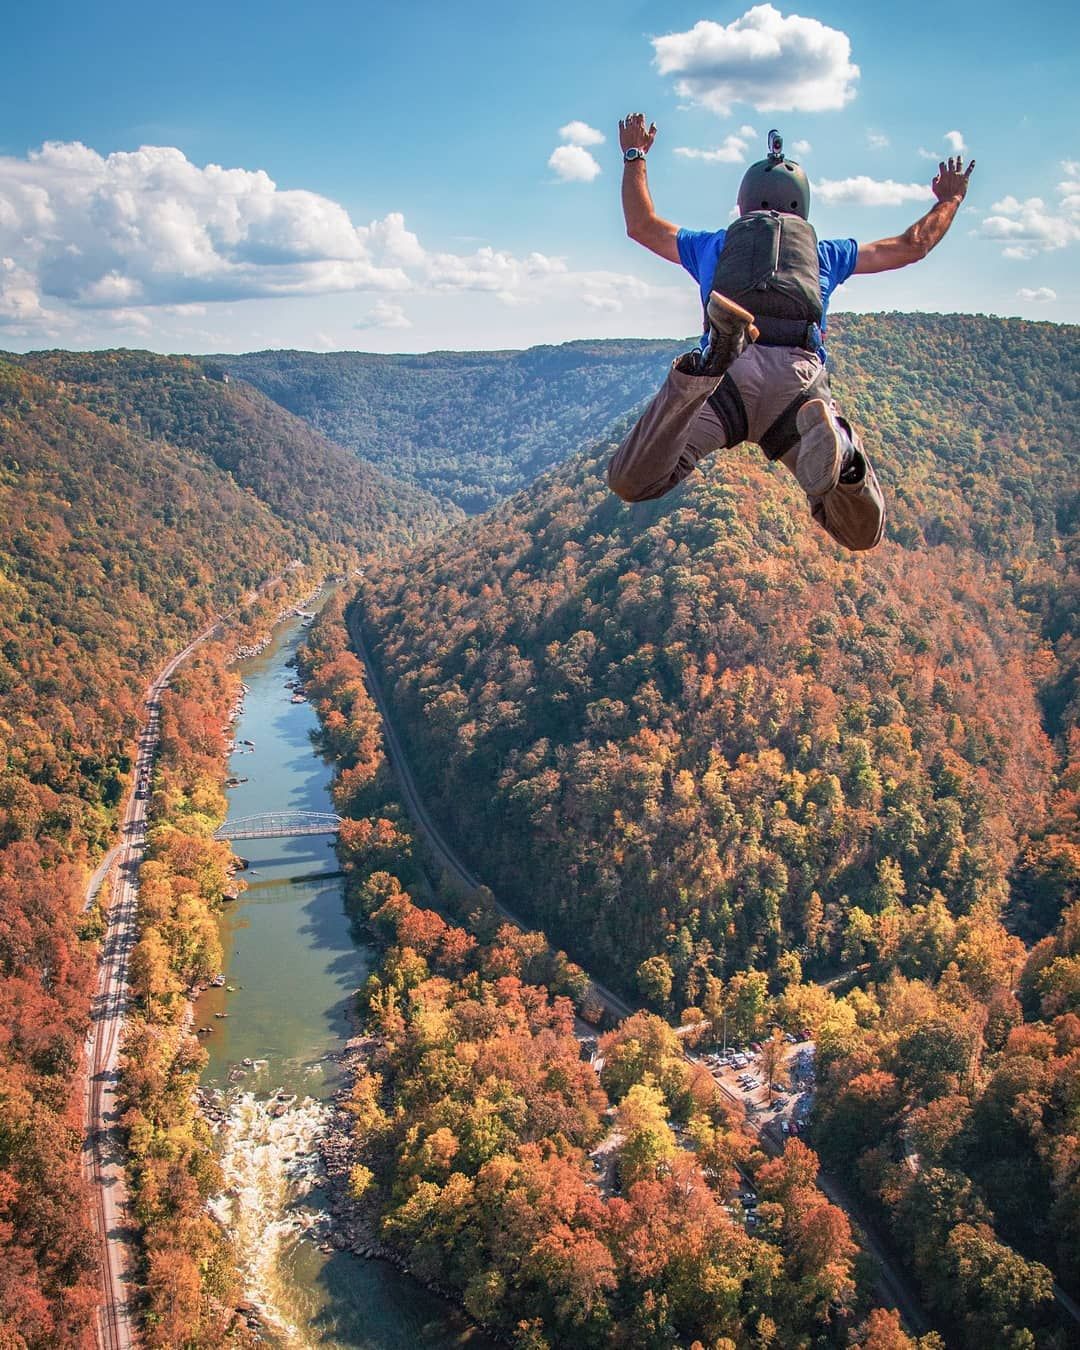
[82,623,222,1349]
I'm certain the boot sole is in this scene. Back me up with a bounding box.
[794,399,843,498]
[707,291,759,342]
[707,291,755,328]
[698,292,759,377]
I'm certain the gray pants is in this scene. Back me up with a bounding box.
[607,345,885,552]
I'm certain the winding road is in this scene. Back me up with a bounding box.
[344,604,933,1336]
[81,621,222,1350]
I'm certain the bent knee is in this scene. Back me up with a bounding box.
[846,527,885,553]
[607,460,643,502]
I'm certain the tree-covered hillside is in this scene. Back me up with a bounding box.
[357,314,1075,985]
[219,340,680,512]
[15,348,457,547]
[0,350,453,1343]
[353,314,1079,1334]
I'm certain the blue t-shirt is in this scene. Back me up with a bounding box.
[676,226,858,363]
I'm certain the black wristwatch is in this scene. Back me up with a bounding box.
[623,147,647,164]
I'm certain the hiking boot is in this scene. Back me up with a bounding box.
[700,292,758,376]
[793,398,845,498]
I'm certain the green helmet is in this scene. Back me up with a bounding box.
[737,130,811,219]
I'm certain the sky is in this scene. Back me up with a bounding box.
[1,0,1077,354]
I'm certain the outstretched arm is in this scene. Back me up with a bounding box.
[619,113,681,264]
[854,156,975,274]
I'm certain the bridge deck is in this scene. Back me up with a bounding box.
[214,811,342,841]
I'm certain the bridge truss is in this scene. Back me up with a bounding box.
[214,811,342,840]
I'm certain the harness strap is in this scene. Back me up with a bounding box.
[707,373,749,447]
[751,316,823,351]
[758,365,830,462]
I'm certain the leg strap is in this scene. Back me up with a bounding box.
[706,373,749,447]
[759,365,829,462]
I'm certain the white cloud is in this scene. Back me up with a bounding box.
[0,140,415,321]
[979,167,1080,257]
[104,307,152,331]
[815,175,933,207]
[582,292,621,312]
[791,139,812,155]
[424,246,567,294]
[675,131,754,164]
[559,121,605,147]
[0,139,691,346]
[652,5,859,115]
[0,139,659,337]
[1017,286,1056,301]
[866,131,889,149]
[0,256,47,322]
[548,144,602,182]
[354,299,412,330]
[920,133,968,162]
[79,272,143,304]
[365,212,427,267]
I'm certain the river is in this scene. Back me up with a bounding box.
[196,613,483,1349]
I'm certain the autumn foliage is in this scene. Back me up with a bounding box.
[344,314,1077,1344]
[0,347,441,1344]
[304,600,867,1349]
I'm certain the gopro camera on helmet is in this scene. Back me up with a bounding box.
[767,130,784,161]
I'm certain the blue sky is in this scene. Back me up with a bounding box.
[1,0,1076,353]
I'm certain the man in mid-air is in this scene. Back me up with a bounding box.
[607,114,975,551]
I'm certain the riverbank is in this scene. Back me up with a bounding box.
[111,565,336,1345]
[228,576,338,664]
[318,1038,498,1314]
[192,603,486,1348]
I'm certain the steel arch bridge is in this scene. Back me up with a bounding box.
[214,811,342,840]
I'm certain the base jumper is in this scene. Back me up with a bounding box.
[607,117,975,551]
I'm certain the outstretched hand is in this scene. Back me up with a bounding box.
[619,112,657,155]
[933,155,975,202]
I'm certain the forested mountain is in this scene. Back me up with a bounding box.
[302,598,894,1350]
[353,313,1079,1341]
[0,350,452,1342]
[14,349,456,547]
[219,341,679,512]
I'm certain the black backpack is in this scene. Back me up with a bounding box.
[709,210,822,350]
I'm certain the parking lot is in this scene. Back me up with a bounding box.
[692,1035,816,1146]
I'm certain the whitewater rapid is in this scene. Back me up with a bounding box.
[208,1089,332,1345]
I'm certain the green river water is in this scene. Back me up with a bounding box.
[196,613,484,1349]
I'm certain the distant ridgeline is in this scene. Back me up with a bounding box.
[217,339,681,513]
[353,313,1080,1337]
[0,348,453,1342]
